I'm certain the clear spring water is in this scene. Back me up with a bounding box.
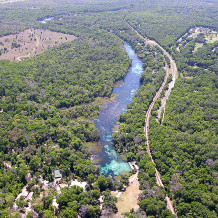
[93,43,143,177]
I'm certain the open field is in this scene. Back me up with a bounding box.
[177,27,217,54]
[194,43,203,52]
[205,33,218,43]
[0,29,75,61]
[113,172,141,216]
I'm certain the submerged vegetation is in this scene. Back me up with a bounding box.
[0,0,217,217]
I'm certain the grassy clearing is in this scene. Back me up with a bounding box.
[93,94,118,107]
[194,43,203,52]
[86,141,102,155]
[206,38,218,43]
[86,142,102,164]
[205,33,218,43]
[0,28,75,61]
[115,172,141,216]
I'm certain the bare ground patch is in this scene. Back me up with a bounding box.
[114,172,142,216]
[0,28,75,61]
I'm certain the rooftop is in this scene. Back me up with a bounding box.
[54,170,61,178]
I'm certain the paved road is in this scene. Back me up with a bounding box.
[126,21,177,216]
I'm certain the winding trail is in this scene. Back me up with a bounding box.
[126,21,177,216]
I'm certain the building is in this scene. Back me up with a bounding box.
[54,170,62,179]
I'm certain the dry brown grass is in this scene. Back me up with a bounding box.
[115,172,141,216]
[0,28,75,61]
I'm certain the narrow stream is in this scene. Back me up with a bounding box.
[93,43,143,177]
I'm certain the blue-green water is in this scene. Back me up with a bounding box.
[94,43,143,176]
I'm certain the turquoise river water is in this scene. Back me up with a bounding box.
[93,43,143,177]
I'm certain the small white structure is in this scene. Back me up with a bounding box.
[54,170,62,179]
[56,186,61,195]
[40,177,49,186]
[3,162,11,168]
[15,187,27,201]
[13,203,18,211]
[25,173,32,182]
[129,161,139,171]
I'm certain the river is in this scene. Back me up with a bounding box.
[93,43,143,177]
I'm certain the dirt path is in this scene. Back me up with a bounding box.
[115,172,141,216]
[126,21,177,216]
[17,29,40,61]
[157,59,177,124]
[157,63,169,124]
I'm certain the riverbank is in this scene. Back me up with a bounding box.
[94,43,143,177]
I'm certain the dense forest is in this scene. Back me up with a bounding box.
[112,20,217,218]
[0,19,132,217]
[149,73,217,217]
[148,32,217,217]
[0,0,217,217]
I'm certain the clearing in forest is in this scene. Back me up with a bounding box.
[193,43,204,52]
[0,28,75,61]
[113,172,141,216]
